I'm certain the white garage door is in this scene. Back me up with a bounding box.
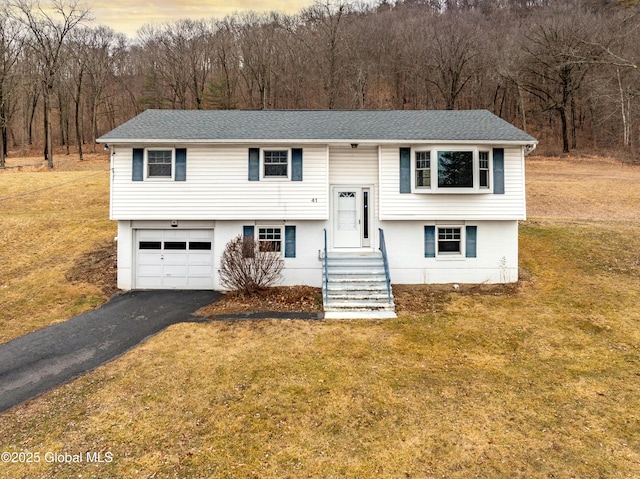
[135,229,214,289]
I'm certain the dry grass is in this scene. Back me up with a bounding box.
[526,154,640,222]
[1,154,640,478]
[0,154,114,343]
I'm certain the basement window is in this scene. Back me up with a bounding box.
[258,227,282,252]
[438,227,462,255]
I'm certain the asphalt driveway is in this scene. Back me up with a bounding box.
[0,290,219,414]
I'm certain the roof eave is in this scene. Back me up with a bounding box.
[97,138,537,146]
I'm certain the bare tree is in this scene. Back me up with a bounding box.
[576,7,640,148]
[516,4,602,152]
[0,0,638,156]
[208,18,240,109]
[83,26,125,150]
[301,0,352,109]
[425,12,481,110]
[236,12,286,110]
[0,14,22,167]
[9,0,89,167]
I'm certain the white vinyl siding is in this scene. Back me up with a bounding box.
[380,220,519,284]
[379,145,526,220]
[329,145,379,220]
[111,145,328,220]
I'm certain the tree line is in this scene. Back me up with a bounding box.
[1,0,639,167]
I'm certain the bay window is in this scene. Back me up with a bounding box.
[413,148,493,193]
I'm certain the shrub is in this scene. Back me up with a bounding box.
[218,235,284,294]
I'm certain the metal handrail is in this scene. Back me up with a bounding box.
[378,228,392,302]
[323,228,329,303]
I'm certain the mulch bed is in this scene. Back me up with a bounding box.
[198,286,324,318]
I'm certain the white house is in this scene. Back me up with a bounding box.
[98,109,536,317]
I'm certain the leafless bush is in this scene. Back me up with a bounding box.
[219,235,283,294]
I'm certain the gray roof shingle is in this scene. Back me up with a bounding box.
[98,109,537,143]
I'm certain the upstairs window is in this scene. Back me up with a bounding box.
[410,148,494,193]
[438,151,473,188]
[479,151,490,189]
[263,150,288,178]
[415,151,431,189]
[147,150,172,178]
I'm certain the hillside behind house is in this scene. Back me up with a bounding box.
[2,0,640,170]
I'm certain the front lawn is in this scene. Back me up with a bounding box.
[1,155,639,477]
[0,156,115,344]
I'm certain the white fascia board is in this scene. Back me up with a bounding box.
[97,138,537,146]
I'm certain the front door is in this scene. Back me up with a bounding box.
[333,187,370,248]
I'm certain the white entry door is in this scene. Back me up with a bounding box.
[333,187,363,248]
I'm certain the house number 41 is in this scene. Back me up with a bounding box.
[311,198,318,203]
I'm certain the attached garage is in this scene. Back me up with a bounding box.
[135,229,214,289]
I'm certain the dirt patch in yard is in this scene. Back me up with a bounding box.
[66,240,118,296]
[392,282,520,315]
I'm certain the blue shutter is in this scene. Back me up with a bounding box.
[399,147,411,194]
[493,148,504,194]
[466,226,477,258]
[248,148,260,181]
[243,225,255,240]
[285,225,296,258]
[175,148,186,181]
[291,148,303,181]
[424,226,436,258]
[243,225,255,258]
[132,148,144,181]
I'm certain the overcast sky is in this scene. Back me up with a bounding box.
[90,0,318,38]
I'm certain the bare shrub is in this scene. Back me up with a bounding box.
[218,235,284,294]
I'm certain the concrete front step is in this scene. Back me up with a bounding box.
[326,260,384,267]
[328,252,382,256]
[325,276,387,284]
[326,282,387,296]
[324,310,397,319]
[326,270,386,277]
[322,252,396,319]
[327,297,392,305]
[324,302,396,311]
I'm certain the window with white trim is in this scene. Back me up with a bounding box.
[479,151,490,189]
[413,148,492,192]
[438,227,462,255]
[147,150,173,178]
[438,151,473,188]
[425,225,473,258]
[415,151,431,189]
[263,150,289,178]
[258,227,282,252]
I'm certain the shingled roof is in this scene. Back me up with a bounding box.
[98,109,537,144]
